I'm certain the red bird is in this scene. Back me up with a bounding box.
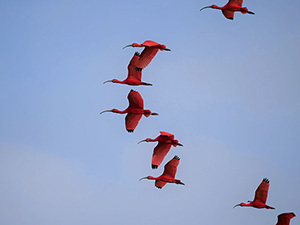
[138,131,183,169]
[139,155,185,189]
[103,52,152,86]
[234,178,275,209]
[123,40,171,69]
[100,90,158,132]
[200,0,254,20]
[276,213,296,225]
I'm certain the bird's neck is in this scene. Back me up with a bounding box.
[147,176,157,180]
[112,109,128,114]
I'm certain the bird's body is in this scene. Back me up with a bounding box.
[103,52,152,86]
[140,155,184,189]
[123,40,171,70]
[200,0,254,20]
[138,132,183,169]
[234,178,275,209]
[276,213,296,225]
[100,90,158,132]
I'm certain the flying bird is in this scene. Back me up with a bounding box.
[138,131,183,169]
[103,52,152,86]
[276,213,296,225]
[233,178,275,209]
[123,40,171,69]
[200,0,255,20]
[100,90,158,132]
[139,155,185,189]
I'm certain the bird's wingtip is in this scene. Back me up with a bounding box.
[152,164,158,169]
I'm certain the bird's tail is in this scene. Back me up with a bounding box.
[144,110,151,117]
[241,7,248,14]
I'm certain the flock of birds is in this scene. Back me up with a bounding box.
[100,0,296,225]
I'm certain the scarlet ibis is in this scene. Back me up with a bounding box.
[138,131,183,169]
[139,155,185,189]
[234,178,275,209]
[200,0,255,20]
[123,40,170,69]
[100,90,158,132]
[103,52,152,86]
[276,213,296,225]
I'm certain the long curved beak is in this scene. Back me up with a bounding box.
[177,143,183,147]
[164,48,171,51]
[103,80,113,84]
[151,112,159,116]
[233,203,241,208]
[138,139,148,144]
[100,110,112,115]
[123,44,132,49]
[200,6,211,11]
[139,177,148,181]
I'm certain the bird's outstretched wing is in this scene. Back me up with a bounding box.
[276,213,296,225]
[228,0,243,7]
[253,178,270,204]
[127,52,142,82]
[125,113,142,132]
[222,9,234,20]
[152,143,172,169]
[127,90,144,109]
[141,40,161,47]
[155,180,167,189]
[137,47,159,69]
[162,155,180,178]
[160,131,175,139]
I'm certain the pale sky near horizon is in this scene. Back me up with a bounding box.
[0,0,299,224]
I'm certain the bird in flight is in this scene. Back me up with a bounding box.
[200,0,254,20]
[103,52,152,86]
[276,213,296,225]
[139,155,185,189]
[100,90,158,132]
[138,131,183,169]
[123,40,171,69]
[233,178,275,209]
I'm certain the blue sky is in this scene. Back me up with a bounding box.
[0,0,299,224]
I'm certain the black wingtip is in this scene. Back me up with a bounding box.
[152,164,158,169]
[127,129,134,133]
[156,186,162,189]
[174,155,180,160]
[291,212,296,217]
[263,178,270,183]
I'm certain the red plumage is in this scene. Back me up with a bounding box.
[200,0,254,20]
[138,131,183,169]
[276,213,296,225]
[123,40,171,70]
[140,155,185,189]
[100,90,158,132]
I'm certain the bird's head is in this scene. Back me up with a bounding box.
[200,5,217,11]
[99,109,118,115]
[139,176,155,181]
[103,79,117,84]
[123,43,140,49]
[138,138,151,144]
[233,202,247,208]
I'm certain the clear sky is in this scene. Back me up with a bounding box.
[0,0,299,224]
